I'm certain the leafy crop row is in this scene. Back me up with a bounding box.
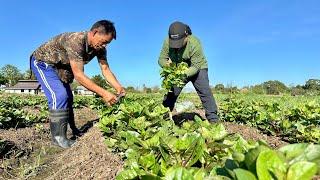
[98,96,320,179]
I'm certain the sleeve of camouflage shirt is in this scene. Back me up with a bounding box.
[185,38,204,77]
[64,34,85,62]
[158,38,169,68]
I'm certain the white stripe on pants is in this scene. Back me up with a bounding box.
[33,60,57,109]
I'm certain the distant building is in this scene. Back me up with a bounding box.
[5,80,42,94]
[0,84,6,91]
[75,85,94,96]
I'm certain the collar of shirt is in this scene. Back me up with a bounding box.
[84,31,94,55]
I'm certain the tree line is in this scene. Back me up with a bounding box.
[0,64,319,96]
[213,79,320,96]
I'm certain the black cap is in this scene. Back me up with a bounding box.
[168,21,187,48]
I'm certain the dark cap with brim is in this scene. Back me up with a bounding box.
[168,21,187,48]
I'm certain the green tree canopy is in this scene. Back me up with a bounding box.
[262,80,288,95]
[214,84,225,92]
[0,64,22,86]
[304,79,320,91]
[91,74,110,89]
[0,74,8,85]
[22,69,36,80]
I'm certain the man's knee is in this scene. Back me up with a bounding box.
[197,87,213,99]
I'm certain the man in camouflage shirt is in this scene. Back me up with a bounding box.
[158,21,219,123]
[31,20,125,148]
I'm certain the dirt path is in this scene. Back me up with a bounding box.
[0,108,122,180]
[222,122,288,148]
[39,126,123,180]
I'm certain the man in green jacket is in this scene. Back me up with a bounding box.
[158,21,219,122]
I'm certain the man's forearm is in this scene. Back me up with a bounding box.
[102,70,122,90]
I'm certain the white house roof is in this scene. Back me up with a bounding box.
[5,80,41,90]
[76,85,90,91]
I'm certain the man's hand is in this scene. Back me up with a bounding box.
[165,58,172,66]
[116,87,126,96]
[102,91,117,106]
[181,71,189,83]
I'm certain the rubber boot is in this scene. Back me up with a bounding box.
[49,109,75,148]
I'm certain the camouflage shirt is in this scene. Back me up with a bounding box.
[32,32,107,83]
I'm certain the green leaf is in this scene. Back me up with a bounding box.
[183,136,205,167]
[139,153,157,169]
[120,131,143,147]
[297,144,320,162]
[143,130,165,148]
[193,168,207,179]
[244,145,270,173]
[286,161,317,180]
[200,123,227,141]
[232,153,245,162]
[129,116,148,131]
[116,169,139,180]
[159,145,170,163]
[104,138,117,148]
[233,168,257,180]
[281,144,320,167]
[176,134,197,151]
[160,158,168,175]
[125,148,140,160]
[141,174,162,180]
[256,149,287,180]
[231,135,254,154]
[165,167,194,180]
[278,143,309,161]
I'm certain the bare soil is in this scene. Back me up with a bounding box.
[0,107,122,180]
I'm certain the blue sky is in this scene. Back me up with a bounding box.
[0,0,319,88]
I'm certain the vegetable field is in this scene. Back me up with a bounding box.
[1,92,320,179]
[98,94,320,180]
